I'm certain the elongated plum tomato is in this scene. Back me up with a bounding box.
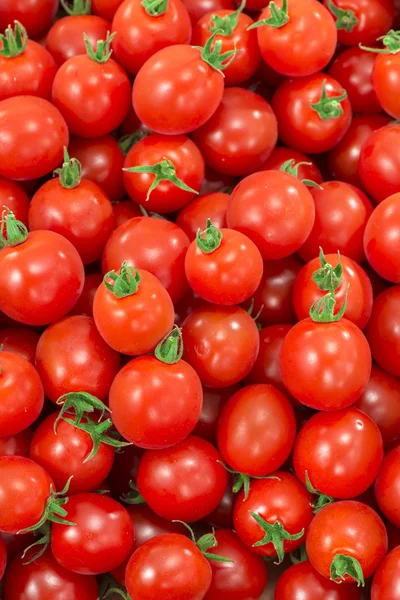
[364,193,400,283]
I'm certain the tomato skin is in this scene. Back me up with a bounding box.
[306,501,388,582]
[364,193,400,283]
[102,216,190,303]
[375,446,400,527]
[182,0,235,24]
[137,436,228,522]
[293,254,373,329]
[299,182,373,264]
[176,192,229,241]
[125,533,212,600]
[46,15,111,66]
[0,328,39,363]
[0,176,29,226]
[123,134,204,213]
[227,170,315,259]
[132,45,224,135]
[69,273,103,318]
[193,386,239,443]
[112,200,142,228]
[0,428,32,458]
[92,0,124,21]
[182,305,259,388]
[94,268,174,356]
[359,124,400,203]
[372,54,400,120]
[366,286,400,376]
[371,545,400,600]
[192,88,277,176]
[324,0,394,46]
[35,315,120,403]
[261,146,323,184]
[0,0,58,38]
[245,325,293,393]
[281,318,372,411]
[233,473,313,558]
[0,96,68,180]
[217,384,296,476]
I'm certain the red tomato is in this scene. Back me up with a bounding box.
[46,15,110,66]
[35,315,120,403]
[324,0,394,46]
[0,96,68,180]
[0,0,58,38]
[182,305,259,387]
[176,192,229,241]
[261,146,323,184]
[192,87,277,176]
[217,384,296,476]
[359,124,400,203]
[69,273,103,318]
[112,199,142,228]
[366,286,400,376]
[193,386,239,443]
[371,545,400,599]
[92,0,124,21]
[137,436,228,522]
[0,428,32,458]
[372,48,400,120]
[364,193,400,282]
[306,501,388,584]
[245,325,293,393]
[272,74,352,154]
[375,445,400,527]
[227,170,315,259]
[0,328,39,363]
[0,176,29,225]
[182,0,235,24]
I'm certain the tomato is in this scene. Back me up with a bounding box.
[125,533,212,600]
[192,87,277,176]
[328,114,391,188]
[93,266,174,356]
[182,0,235,24]
[0,327,39,363]
[112,0,191,75]
[272,74,352,154]
[371,545,400,600]
[137,436,228,522]
[0,96,68,180]
[193,386,239,443]
[372,46,400,120]
[69,273,103,318]
[182,305,259,387]
[364,193,400,282]
[112,199,142,228]
[35,315,120,403]
[0,428,32,458]
[359,124,400,203]
[3,549,99,600]
[0,177,29,226]
[281,318,372,410]
[306,501,388,584]
[46,15,110,66]
[227,170,315,259]
[204,529,267,600]
[323,0,394,46]
[275,560,361,600]
[102,215,190,303]
[375,445,400,527]
[68,135,125,203]
[233,473,314,560]
[299,182,373,264]
[0,0,58,38]
[261,146,323,184]
[365,286,400,376]
[176,192,229,241]
[51,493,134,575]
[252,0,337,77]
[92,0,124,21]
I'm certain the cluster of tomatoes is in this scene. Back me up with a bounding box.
[1,0,400,598]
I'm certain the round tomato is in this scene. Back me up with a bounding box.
[0,327,39,363]
[0,428,32,458]
[0,176,29,225]
[371,545,400,600]
[0,0,58,38]
[200,167,237,194]
[107,444,144,499]
[176,192,229,241]
[93,0,124,20]
[364,193,400,282]
[182,0,235,24]
[365,286,400,376]
[323,0,394,46]
[359,123,400,203]
[372,46,400,120]
[261,146,323,184]
[375,445,400,527]
[69,273,103,318]
[112,199,142,228]
[46,15,110,66]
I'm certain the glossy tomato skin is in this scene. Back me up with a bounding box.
[217,384,296,476]
[51,493,134,575]
[324,0,394,46]
[182,305,259,388]
[0,0,58,38]
[261,146,323,184]
[0,177,29,225]
[272,74,352,154]
[193,386,239,443]
[299,182,373,264]
[69,272,103,317]
[125,533,212,600]
[3,549,99,600]
[306,501,388,582]
[364,193,400,282]
[293,254,373,329]
[102,216,190,303]
[0,429,32,458]
[371,545,400,599]
[137,436,228,522]
[46,15,110,66]
[112,199,142,228]
[294,408,383,499]
[233,473,314,558]
[375,446,400,527]
[281,318,372,410]
[93,268,174,356]
[0,231,84,326]
[359,124,400,203]
[35,315,120,403]
[132,45,224,135]
[245,325,293,393]
[227,170,315,259]
[112,0,191,75]
[372,54,400,120]
[93,0,124,20]
[192,87,277,176]
[176,192,229,241]
[182,0,235,24]
[366,286,400,376]
[0,96,68,180]
[0,328,39,363]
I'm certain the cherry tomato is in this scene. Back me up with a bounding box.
[0,328,39,363]
[0,0,58,38]
[372,49,400,120]
[323,0,394,46]
[46,15,110,66]
[261,146,323,184]
[364,193,400,282]
[0,177,29,226]
[69,273,103,318]
[182,0,235,24]
[193,386,239,443]
[375,445,400,527]
[176,192,229,241]
[137,436,228,522]
[112,199,142,228]
[92,0,124,21]
[359,123,400,203]
[365,286,400,376]
[371,545,400,600]
[0,428,32,458]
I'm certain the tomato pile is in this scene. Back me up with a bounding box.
[1,0,400,598]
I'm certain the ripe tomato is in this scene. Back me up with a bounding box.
[46,15,110,66]
[112,0,191,75]
[364,193,400,282]
[137,436,228,522]
[182,0,235,24]
[359,124,400,203]
[261,146,323,184]
[93,0,124,20]
[0,0,58,38]
[365,286,400,376]
[371,546,400,599]
[0,176,29,226]
[306,501,387,584]
[176,192,229,241]
[192,87,277,176]
[0,428,32,458]
[112,199,142,228]
[272,74,352,154]
[0,327,39,363]
[182,305,259,387]
[35,315,120,403]
[323,0,394,46]
[69,273,103,318]
[375,445,400,527]
[372,45,400,120]
[227,170,315,259]
[193,386,239,443]
[0,96,68,180]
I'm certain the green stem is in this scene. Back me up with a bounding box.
[61,416,131,462]
[247,298,264,331]
[84,32,115,63]
[173,521,234,563]
[53,147,82,189]
[310,80,348,121]
[209,0,245,36]
[155,326,183,364]
[60,0,91,15]
[124,158,198,201]
[330,554,365,586]
[290,544,308,564]
[194,31,237,73]
[0,21,28,57]
[327,0,358,33]
[304,471,335,513]
[250,512,304,564]
[309,248,349,323]
[248,0,290,30]
[196,218,223,253]
[0,208,28,248]
[218,462,279,500]
[103,262,141,298]
[360,29,400,54]
[141,0,168,16]
[120,480,146,505]
[18,478,75,534]
[55,391,110,431]
[279,159,322,189]
[119,130,150,156]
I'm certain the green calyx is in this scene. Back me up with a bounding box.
[194,31,237,73]
[209,0,245,36]
[248,0,290,30]
[360,29,400,54]
[141,0,168,16]
[196,218,223,253]
[219,462,279,500]
[124,158,198,201]
[174,521,234,563]
[61,416,131,462]
[250,512,304,564]
[60,0,91,15]
[247,298,264,331]
[104,590,131,600]
[139,205,165,220]
[53,147,82,189]
[121,480,146,505]
[84,32,115,63]
[0,21,28,58]
[55,391,110,429]
[327,0,357,33]
[155,325,183,364]
[279,159,322,189]
[0,208,28,248]
[309,248,349,323]
[330,553,365,586]
[119,130,150,156]
[103,262,141,298]
[310,80,348,121]
[19,477,75,535]
[305,471,335,513]
[290,544,308,565]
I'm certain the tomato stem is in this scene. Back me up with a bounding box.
[0,21,28,58]
[310,79,347,121]
[330,553,365,586]
[218,461,279,500]
[60,0,91,15]
[279,159,322,189]
[53,147,82,189]
[141,0,169,16]
[119,130,149,156]
[55,391,111,431]
[120,480,146,505]
[290,544,308,564]
[155,325,184,364]
[0,208,28,248]
[250,512,304,564]
[247,299,264,331]
[124,158,198,201]
[209,0,246,36]
[104,589,131,600]
[172,521,234,563]
[61,415,131,462]
[84,32,116,63]
[309,248,349,323]
[327,0,358,33]
[360,29,400,54]
[139,205,166,220]
[248,0,290,30]
[196,218,223,253]
[194,31,237,73]
[304,471,335,513]
[103,262,141,298]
